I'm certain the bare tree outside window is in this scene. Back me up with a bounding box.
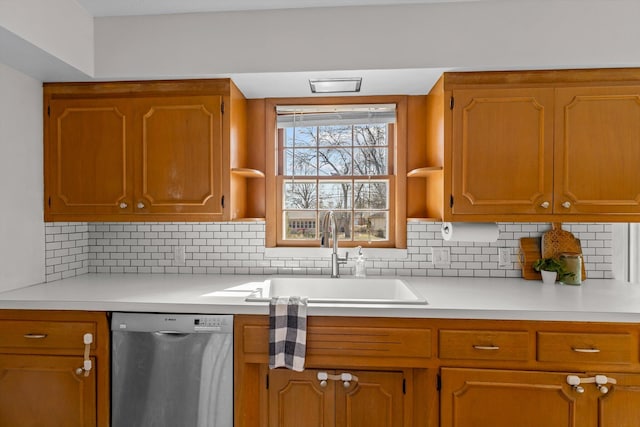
[278,108,392,243]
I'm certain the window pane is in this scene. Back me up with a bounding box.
[354,124,387,147]
[354,211,388,241]
[319,182,352,209]
[353,147,387,175]
[284,211,317,240]
[277,105,395,245]
[284,126,317,147]
[318,148,352,176]
[318,125,351,147]
[354,181,388,209]
[283,181,317,209]
[284,148,317,176]
[319,211,352,241]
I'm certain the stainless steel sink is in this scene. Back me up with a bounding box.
[245,277,427,305]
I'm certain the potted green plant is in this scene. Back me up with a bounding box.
[533,257,566,284]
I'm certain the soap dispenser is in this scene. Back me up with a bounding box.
[354,246,367,278]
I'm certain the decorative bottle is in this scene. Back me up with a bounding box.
[354,246,367,279]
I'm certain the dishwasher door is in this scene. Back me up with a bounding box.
[111,313,233,427]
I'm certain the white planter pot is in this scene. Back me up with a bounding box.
[541,270,557,284]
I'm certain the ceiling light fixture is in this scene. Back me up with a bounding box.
[309,78,362,94]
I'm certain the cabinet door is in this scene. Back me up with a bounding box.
[268,369,335,427]
[554,86,640,215]
[0,354,96,427]
[46,98,133,218]
[335,370,404,427]
[596,373,640,427]
[132,96,224,217]
[450,88,555,215]
[440,368,590,427]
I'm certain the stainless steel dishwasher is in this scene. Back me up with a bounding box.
[111,312,233,427]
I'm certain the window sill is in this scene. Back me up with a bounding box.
[264,247,407,260]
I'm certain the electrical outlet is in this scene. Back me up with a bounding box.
[432,247,450,268]
[174,245,186,266]
[498,247,511,268]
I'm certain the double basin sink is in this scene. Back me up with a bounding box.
[245,277,427,305]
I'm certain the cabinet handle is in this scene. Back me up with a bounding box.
[341,372,358,388]
[572,347,600,353]
[562,201,571,209]
[595,374,617,394]
[137,202,145,209]
[566,375,585,393]
[317,372,328,388]
[119,202,128,209]
[473,345,500,351]
[540,201,550,209]
[23,333,47,339]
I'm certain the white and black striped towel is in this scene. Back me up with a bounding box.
[269,296,308,372]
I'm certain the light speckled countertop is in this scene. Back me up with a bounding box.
[1,274,640,322]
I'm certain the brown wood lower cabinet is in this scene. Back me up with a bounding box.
[0,354,97,427]
[440,368,589,427]
[235,315,434,427]
[440,368,640,427]
[235,315,640,427]
[268,368,405,427]
[594,372,640,427]
[0,310,109,427]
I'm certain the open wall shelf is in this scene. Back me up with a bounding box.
[407,166,443,178]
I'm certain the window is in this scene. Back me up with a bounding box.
[265,97,408,248]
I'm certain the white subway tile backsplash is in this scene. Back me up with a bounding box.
[44,221,614,282]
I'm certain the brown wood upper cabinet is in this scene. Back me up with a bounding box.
[428,68,640,222]
[44,79,264,222]
[554,85,640,216]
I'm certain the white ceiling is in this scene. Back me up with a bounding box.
[72,0,486,97]
[75,0,482,17]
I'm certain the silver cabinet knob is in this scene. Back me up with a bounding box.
[119,202,128,209]
[566,375,585,393]
[562,201,571,209]
[540,201,550,209]
[595,374,616,394]
[317,372,328,388]
[137,202,145,209]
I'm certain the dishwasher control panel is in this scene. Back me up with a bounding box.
[111,312,233,334]
[194,316,228,331]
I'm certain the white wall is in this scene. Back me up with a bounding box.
[0,63,45,291]
[0,0,94,78]
[94,0,640,79]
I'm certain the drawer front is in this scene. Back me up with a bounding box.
[439,329,529,361]
[537,332,634,364]
[0,320,97,352]
[242,324,431,359]
[306,326,431,359]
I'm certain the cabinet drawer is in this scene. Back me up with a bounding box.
[306,326,431,359]
[439,330,529,361]
[0,320,97,352]
[537,332,634,364]
[242,324,431,360]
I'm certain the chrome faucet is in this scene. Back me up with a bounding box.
[320,211,348,278]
